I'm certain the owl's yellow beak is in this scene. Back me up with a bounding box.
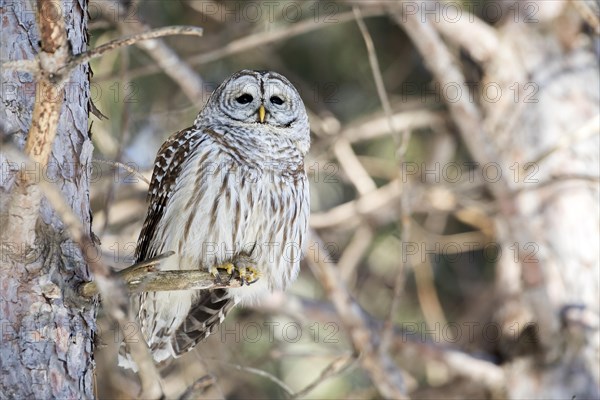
[258,104,266,123]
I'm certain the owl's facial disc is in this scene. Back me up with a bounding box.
[216,71,304,129]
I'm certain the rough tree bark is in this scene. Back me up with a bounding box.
[0,0,95,398]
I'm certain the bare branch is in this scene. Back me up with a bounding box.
[353,7,405,151]
[78,263,245,298]
[342,109,446,144]
[431,4,499,65]
[354,6,414,358]
[571,0,600,34]
[93,158,152,186]
[291,354,356,399]
[219,361,295,398]
[62,26,203,75]
[338,225,374,284]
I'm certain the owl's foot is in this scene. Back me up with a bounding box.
[209,257,260,286]
[209,262,235,284]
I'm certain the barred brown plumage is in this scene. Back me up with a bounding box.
[118,70,310,371]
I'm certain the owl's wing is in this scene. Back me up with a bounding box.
[131,125,239,362]
[135,127,200,261]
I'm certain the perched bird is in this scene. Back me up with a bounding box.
[118,70,310,370]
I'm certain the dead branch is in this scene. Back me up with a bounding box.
[354,7,405,150]
[78,261,244,298]
[290,354,356,399]
[93,158,152,185]
[1,26,204,80]
[571,0,600,34]
[259,293,506,394]
[62,26,203,76]
[430,8,498,65]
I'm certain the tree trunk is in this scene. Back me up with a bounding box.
[485,5,600,397]
[0,0,95,398]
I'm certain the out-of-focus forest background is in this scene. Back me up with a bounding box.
[86,1,599,398]
[1,0,598,399]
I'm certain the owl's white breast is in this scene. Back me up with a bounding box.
[152,132,308,304]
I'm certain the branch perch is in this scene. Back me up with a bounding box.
[77,251,248,298]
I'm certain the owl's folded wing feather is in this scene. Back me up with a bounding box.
[135,127,200,262]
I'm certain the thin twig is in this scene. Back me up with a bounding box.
[354,7,403,150]
[93,158,151,185]
[179,374,217,400]
[337,225,374,285]
[61,26,203,75]
[219,361,295,398]
[290,354,356,399]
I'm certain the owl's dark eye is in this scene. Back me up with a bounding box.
[270,95,284,105]
[236,94,253,104]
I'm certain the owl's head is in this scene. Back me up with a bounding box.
[198,70,310,154]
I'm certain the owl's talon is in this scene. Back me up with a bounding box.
[210,262,236,284]
[238,266,260,286]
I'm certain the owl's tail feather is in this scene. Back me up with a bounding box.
[171,289,238,355]
[117,289,237,371]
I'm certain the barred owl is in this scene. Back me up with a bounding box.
[119,70,310,370]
